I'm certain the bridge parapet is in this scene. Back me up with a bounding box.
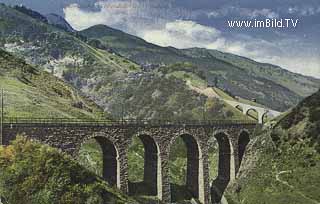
[4,117,257,127]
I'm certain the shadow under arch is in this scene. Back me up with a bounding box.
[238,130,250,173]
[94,137,119,187]
[210,132,233,204]
[235,105,244,112]
[169,133,203,202]
[128,134,160,197]
[261,112,269,124]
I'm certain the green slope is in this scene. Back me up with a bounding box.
[79,25,320,111]
[0,137,138,204]
[0,49,105,119]
[226,89,320,204]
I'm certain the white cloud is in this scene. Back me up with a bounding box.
[142,20,223,49]
[63,2,130,30]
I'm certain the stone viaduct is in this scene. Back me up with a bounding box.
[1,119,258,204]
[224,100,282,124]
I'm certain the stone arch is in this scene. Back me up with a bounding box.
[246,108,259,121]
[128,133,160,196]
[168,132,204,201]
[238,130,250,172]
[79,136,120,188]
[210,131,233,203]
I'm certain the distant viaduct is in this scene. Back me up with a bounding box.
[224,100,282,124]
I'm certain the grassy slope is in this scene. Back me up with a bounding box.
[0,49,105,119]
[0,137,138,204]
[226,89,320,204]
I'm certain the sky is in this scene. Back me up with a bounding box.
[1,0,320,78]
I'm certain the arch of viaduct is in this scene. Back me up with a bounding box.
[2,121,257,204]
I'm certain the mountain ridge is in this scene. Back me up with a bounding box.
[79,24,320,111]
[45,13,75,32]
[2,2,317,112]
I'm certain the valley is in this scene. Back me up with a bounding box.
[0,3,319,204]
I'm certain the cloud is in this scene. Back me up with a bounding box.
[63,2,129,30]
[142,20,223,49]
[64,0,194,31]
[140,20,276,58]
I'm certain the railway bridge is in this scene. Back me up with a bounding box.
[1,118,259,204]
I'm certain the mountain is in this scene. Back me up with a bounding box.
[227,89,320,204]
[79,24,320,111]
[45,13,74,32]
[0,4,248,122]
